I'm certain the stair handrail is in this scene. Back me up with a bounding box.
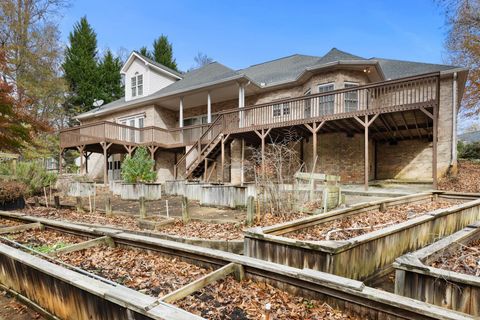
[174,114,225,179]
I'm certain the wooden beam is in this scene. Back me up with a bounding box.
[0,223,43,235]
[400,113,414,139]
[419,107,434,120]
[364,115,369,191]
[149,263,243,308]
[412,111,423,138]
[387,114,405,140]
[50,236,115,256]
[433,106,438,189]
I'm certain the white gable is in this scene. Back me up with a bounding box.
[122,52,181,102]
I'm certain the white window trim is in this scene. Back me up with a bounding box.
[131,73,144,98]
[344,81,360,112]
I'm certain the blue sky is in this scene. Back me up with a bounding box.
[59,0,449,71]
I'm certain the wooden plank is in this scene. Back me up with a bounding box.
[50,236,115,256]
[0,222,43,234]
[451,285,471,315]
[159,262,242,304]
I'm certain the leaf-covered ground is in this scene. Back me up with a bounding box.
[159,212,309,240]
[20,207,308,240]
[286,199,462,241]
[22,207,143,231]
[430,238,480,276]
[0,218,22,228]
[5,229,83,252]
[439,160,480,193]
[175,276,359,320]
[58,245,212,296]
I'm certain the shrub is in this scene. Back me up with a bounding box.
[121,147,156,183]
[1,161,57,196]
[458,141,480,159]
[0,181,26,204]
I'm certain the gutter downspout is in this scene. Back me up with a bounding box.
[451,72,458,166]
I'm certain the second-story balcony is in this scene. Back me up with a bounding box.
[60,72,439,151]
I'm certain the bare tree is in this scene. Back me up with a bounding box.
[189,52,213,71]
[245,129,303,215]
[439,0,480,116]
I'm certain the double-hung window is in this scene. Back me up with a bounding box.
[272,102,290,117]
[344,82,359,112]
[131,73,143,97]
[318,83,335,115]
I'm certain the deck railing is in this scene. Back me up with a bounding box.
[60,73,439,150]
[221,73,439,133]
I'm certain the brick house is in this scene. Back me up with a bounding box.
[59,48,468,189]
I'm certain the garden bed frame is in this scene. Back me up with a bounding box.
[1,210,244,253]
[244,191,480,280]
[0,213,471,320]
[393,221,480,316]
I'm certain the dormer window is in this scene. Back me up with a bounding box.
[131,73,143,97]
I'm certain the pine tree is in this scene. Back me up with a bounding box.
[98,50,123,104]
[138,46,153,59]
[62,16,101,118]
[152,35,178,71]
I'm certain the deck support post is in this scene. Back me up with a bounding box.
[221,136,225,183]
[241,138,245,186]
[420,96,439,189]
[77,145,85,174]
[220,134,230,183]
[101,142,112,187]
[124,145,135,157]
[254,129,271,179]
[304,121,325,171]
[147,146,159,170]
[354,114,379,191]
[59,148,64,174]
[203,158,208,181]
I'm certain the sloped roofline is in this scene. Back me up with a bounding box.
[120,51,183,80]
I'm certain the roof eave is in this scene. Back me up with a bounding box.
[75,74,260,120]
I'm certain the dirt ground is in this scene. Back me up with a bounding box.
[35,189,245,222]
[0,290,45,320]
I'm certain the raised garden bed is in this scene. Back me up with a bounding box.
[0,216,471,320]
[5,229,85,253]
[393,221,480,316]
[174,275,357,320]
[120,183,161,200]
[244,191,480,280]
[58,245,213,297]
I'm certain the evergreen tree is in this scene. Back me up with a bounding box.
[62,16,101,118]
[98,50,123,104]
[138,46,153,59]
[152,35,178,71]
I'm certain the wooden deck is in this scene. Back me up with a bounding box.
[59,72,440,187]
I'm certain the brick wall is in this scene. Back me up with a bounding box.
[376,139,432,180]
[303,132,375,184]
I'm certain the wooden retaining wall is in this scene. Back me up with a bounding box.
[394,222,480,316]
[164,180,255,208]
[0,215,471,320]
[244,192,480,280]
[0,243,200,320]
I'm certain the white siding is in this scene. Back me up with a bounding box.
[124,57,178,102]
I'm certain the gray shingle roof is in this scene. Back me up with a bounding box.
[77,48,464,120]
[151,62,240,96]
[373,58,456,80]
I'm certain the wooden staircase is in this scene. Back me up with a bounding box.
[174,115,229,180]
